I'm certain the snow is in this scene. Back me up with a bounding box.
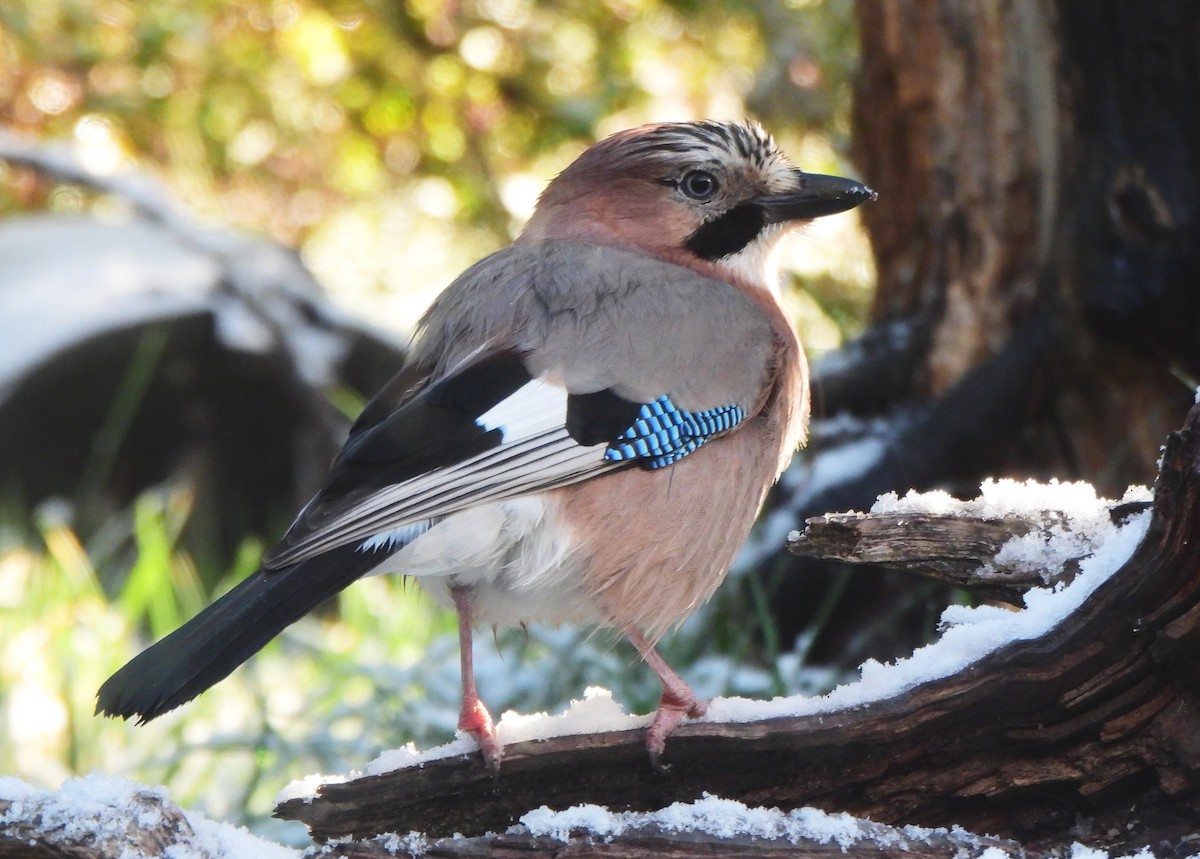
[0,773,297,859]
[516,798,1170,858]
[277,688,650,803]
[711,481,1152,723]
[486,686,647,747]
[375,831,433,855]
[519,796,868,844]
[0,137,386,395]
[519,794,999,852]
[0,213,384,407]
[0,217,218,395]
[869,477,1149,519]
[979,849,1014,859]
[362,686,646,776]
[361,736,478,777]
[186,811,298,859]
[274,772,350,805]
[869,479,1153,583]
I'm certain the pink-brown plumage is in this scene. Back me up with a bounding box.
[560,290,808,641]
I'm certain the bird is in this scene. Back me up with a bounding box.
[96,119,875,769]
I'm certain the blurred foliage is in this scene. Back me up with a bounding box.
[0,0,870,338]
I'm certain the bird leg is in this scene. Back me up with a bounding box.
[450,583,501,771]
[624,627,708,768]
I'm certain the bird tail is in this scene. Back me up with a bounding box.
[96,543,377,723]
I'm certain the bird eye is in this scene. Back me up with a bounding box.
[679,170,719,202]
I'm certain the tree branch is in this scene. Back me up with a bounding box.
[787,500,1152,600]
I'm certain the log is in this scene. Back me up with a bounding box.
[276,404,1200,853]
[1,779,202,859]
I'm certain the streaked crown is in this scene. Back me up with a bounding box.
[522,120,873,292]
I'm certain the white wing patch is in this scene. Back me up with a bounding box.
[476,377,567,440]
[274,378,618,566]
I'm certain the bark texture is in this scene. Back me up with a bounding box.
[767,0,1199,662]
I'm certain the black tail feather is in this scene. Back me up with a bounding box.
[96,543,379,723]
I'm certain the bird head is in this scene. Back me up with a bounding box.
[520,120,875,293]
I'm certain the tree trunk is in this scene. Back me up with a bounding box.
[766,0,1200,658]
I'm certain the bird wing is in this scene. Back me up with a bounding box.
[264,240,780,569]
[265,349,753,568]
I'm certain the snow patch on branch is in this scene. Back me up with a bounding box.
[869,477,1145,519]
[520,796,871,845]
[0,773,297,858]
[362,687,646,778]
[516,794,1021,854]
[713,480,1152,722]
[870,478,1153,583]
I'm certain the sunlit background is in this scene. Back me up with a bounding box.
[0,0,870,844]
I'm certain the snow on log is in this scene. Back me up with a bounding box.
[788,479,1154,600]
[306,797,1025,858]
[276,404,1200,853]
[0,774,296,859]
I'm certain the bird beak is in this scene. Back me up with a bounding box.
[760,172,876,223]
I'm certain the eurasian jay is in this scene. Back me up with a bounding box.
[96,120,875,768]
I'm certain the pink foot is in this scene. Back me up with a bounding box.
[622,627,709,769]
[451,584,502,772]
[645,684,708,769]
[459,695,502,772]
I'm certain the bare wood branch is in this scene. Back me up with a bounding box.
[788,512,1042,598]
[277,404,1200,851]
[785,502,1150,599]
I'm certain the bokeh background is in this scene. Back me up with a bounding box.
[0,0,872,844]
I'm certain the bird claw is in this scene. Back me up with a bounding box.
[644,688,708,771]
[459,697,503,773]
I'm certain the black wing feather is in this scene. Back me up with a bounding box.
[565,389,645,446]
[264,350,532,567]
[344,361,428,443]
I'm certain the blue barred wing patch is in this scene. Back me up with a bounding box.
[604,395,746,469]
